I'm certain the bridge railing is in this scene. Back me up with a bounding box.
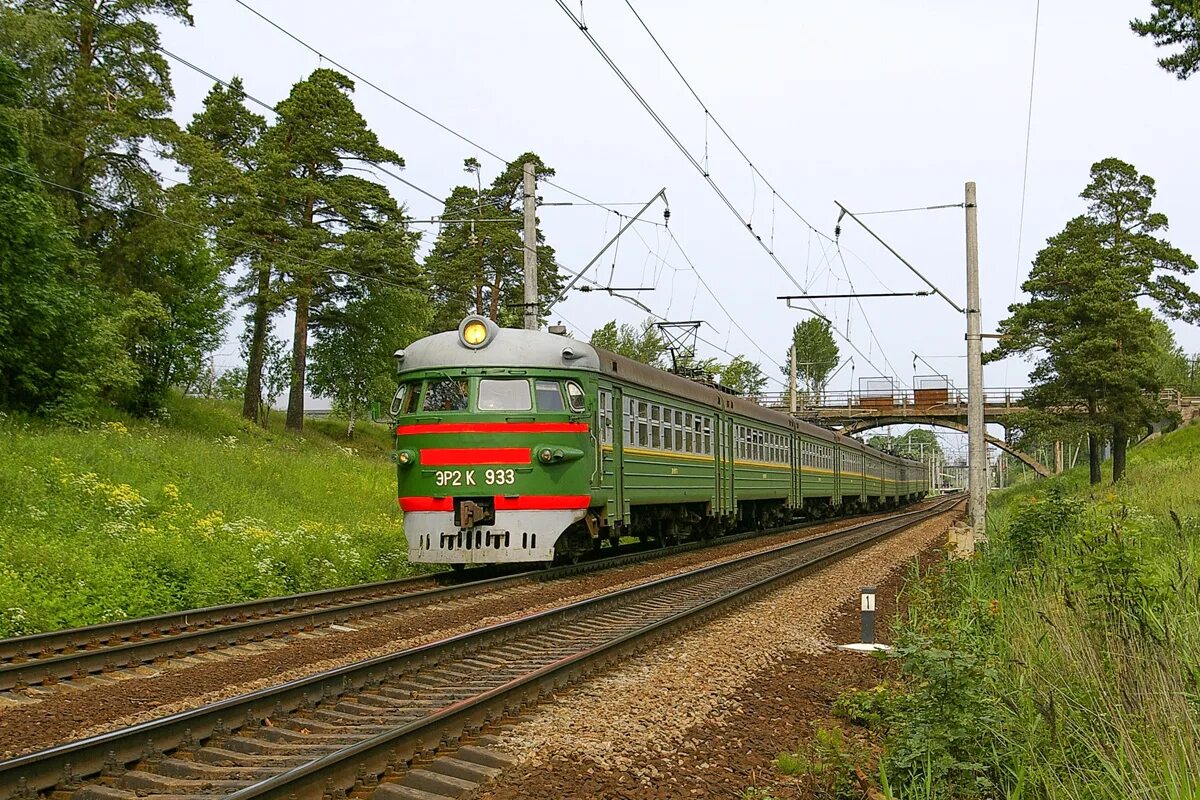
[755,387,1032,412]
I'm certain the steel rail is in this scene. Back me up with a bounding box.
[0,496,961,800]
[0,498,943,691]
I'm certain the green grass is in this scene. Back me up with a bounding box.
[878,423,1200,798]
[0,395,419,637]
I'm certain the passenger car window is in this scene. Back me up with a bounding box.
[422,379,468,412]
[566,381,586,413]
[478,379,532,411]
[535,380,565,412]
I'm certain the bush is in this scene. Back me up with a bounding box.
[1066,504,1169,639]
[832,684,902,730]
[776,726,867,800]
[883,563,1001,798]
[1003,484,1082,568]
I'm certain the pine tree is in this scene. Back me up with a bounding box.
[182,78,277,425]
[1132,1,1200,79]
[258,68,421,432]
[0,0,192,238]
[424,153,562,331]
[990,159,1199,482]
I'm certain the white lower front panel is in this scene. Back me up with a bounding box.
[404,509,586,564]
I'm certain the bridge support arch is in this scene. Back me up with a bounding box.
[838,417,1052,478]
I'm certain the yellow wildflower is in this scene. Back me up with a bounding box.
[195,510,225,534]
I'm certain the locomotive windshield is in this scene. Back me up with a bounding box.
[478,379,533,411]
[422,378,469,412]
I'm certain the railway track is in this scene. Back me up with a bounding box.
[0,496,961,800]
[0,498,950,693]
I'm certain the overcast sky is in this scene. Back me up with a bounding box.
[160,0,1199,413]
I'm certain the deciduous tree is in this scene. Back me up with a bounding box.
[0,54,135,414]
[719,355,768,397]
[786,318,840,401]
[590,319,665,367]
[309,286,430,439]
[869,429,944,460]
[2,1,229,414]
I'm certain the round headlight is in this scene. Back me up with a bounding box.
[462,320,488,346]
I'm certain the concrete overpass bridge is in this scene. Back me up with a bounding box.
[760,384,1052,475]
[757,383,1200,479]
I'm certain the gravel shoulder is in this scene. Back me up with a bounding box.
[0,504,935,758]
[476,505,961,800]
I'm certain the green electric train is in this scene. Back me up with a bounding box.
[391,316,928,566]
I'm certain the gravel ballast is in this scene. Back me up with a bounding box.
[0,504,940,758]
[477,507,962,799]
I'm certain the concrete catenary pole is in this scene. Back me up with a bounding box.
[789,343,798,414]
[965,181,985,550]
[522,162,538,331]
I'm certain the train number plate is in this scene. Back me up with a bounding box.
[433,469,516,487]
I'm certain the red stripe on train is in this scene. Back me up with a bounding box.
[420,447,531,466]
[398,497,453,512]
[398,495,590,512]
[396,422,589,435]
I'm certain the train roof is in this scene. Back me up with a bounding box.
[396,321,919,466]
[397,326,603,373]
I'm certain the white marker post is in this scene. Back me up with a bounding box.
[860,585,876,644]
[838,585,891,653]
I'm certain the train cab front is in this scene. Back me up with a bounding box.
[392,316,597,566]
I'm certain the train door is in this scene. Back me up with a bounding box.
[714,413,724,517]
[721,416,735,518]
[610,385,627,526]
[792,431,802,509]
[833,443,842,507]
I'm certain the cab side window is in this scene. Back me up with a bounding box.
[565,381,586,413]
[389,382,416,416]
[422,379,468,412]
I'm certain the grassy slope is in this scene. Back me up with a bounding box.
[0,395,417,637]
[988,424,1200,530]
[884,424,1200,798]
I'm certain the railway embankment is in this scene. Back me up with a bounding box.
[0,502,943,758]
[733,424,1200,800]
[0,395,414,639]
[475,507,961,799]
